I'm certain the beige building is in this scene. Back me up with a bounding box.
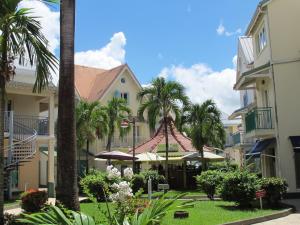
[5,61,56,198]
[230,0,300,194]
[74,64,150,172]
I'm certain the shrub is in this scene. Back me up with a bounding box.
[141,170,165,191]
[4,213,19,225]
[196,170,223,199]
[208,161,238,172]
[260,177,288,206]
[219,170,259,207]
[80,171,108,202]
[131,174,145,194]
[20,189,47,212]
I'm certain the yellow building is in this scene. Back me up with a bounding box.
[74,64,150,171]
[230,0,300,194]
[5,61,56,197]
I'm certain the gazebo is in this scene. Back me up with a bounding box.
[128,117,224,189]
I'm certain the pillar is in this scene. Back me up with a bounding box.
[183,161,187,189]
[48,94,55,197]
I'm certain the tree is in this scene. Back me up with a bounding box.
[56,0,79,210]
[105,97,131,152]
[76,100,108,174]
[188,100,225,171]
[0,0,57,221]
[137,77,188,180]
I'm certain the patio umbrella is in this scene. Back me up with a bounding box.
[136,152,165,162]
[95,151,138,161]
[182,151,224,161]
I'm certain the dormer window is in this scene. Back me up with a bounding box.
[257,26,267,53]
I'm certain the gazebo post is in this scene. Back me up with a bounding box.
[183,160,187,189]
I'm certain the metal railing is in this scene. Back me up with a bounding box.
[245,107,273,133]
[232,131,256,145]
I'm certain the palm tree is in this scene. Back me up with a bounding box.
[106,97,131,152]
[56,0,79,210]
[137,77,188,180]
[0,0,57,221]
[76,100,108,175]
[188,100,225,171]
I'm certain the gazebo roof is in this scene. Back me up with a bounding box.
[129,117,213,154]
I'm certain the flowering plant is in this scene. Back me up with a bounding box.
[123,167,133,181]
[107,165,121,181]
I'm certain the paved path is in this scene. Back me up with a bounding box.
[255,199,300,225]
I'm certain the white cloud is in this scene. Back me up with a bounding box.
[75,32,126,69]
[232,55,238,68]
[216,21,242,37]
[156,59,239,114]
[18,0,60,53]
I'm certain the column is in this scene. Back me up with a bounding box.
[183,161,187,189]
[48,94,55,197]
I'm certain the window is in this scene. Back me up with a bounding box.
[120,92,129,103]
[295,152,300,189]
[121,78,126,84]
[257,27,267,53]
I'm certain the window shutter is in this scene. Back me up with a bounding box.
[114,90,120,98]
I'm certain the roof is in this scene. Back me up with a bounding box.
[239,36,254,64]
[74,64,127,101]
[130,117,214,154]
[246,0,271,35]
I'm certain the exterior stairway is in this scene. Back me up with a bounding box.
[4,112,38,198]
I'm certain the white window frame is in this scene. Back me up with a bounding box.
[257,26,267,53]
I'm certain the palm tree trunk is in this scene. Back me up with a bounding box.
[106,135,112,165]
[200,145,206,171]
[86,140,89,174]
[56,0,79,211]
[164,116,169,181]
[0,77,5,224]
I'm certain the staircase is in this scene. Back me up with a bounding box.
[4,112,38,198]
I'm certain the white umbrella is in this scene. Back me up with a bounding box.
[182,151,224,161]
[136,152,165,162]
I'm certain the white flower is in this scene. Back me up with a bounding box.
[107,166,121,180]
[123,168,133,180]
[109,181,133,202]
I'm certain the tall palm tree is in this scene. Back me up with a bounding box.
[76,100,108,174]
[137,77,188,180]
[106,97,131,153]
[188,100,225,171]
[0,0,57,221]
[56,0,79,210]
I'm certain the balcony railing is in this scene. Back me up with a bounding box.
[232,131,255,145]
[245,107,273,133]
[232,132,241,145]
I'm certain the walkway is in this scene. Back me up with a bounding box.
[255,199,300,225]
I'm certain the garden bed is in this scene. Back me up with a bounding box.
[80,200,285,225]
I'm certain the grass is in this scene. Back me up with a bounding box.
[141,189,206,198]
[4,199,20,209]
[80,200,281,225]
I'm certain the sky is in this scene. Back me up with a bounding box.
[18,0,261,114]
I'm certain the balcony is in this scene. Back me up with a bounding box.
[245,107,274,137]
[232,131,255,146]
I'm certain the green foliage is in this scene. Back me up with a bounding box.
[141,170,166,191]
[219,170,260,207]
[196,170,224,199]
[260,177,288,206]
[131,174,145,194]
[208,161,238,172]
[18,205,95,225]
[20,189,47,213]
[80,171,108,202]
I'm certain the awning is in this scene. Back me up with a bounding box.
[246,138,276,158]
[182,151,225,161]
[290,136,300,152]
[136,152,165,162]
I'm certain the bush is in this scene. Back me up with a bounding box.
[80,171,108,202]
[20,189,47,212]
[131,174,145,194]
[219,170,259,207]
[141,170,165,191]
[4,213,19,225]
[260,177,288,206]
[196,170,223,199]
[208,161,238,172]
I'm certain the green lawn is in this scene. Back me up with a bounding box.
[4,199,20,209]
[80,200,281,225]
[141,189,206,198]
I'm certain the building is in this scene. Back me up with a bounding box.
[74,64,150,171]
[5,60,56,198]
[230,0,300,194]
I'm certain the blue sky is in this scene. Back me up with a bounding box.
[20,0,261,114]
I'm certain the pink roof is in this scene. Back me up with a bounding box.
[130,118,212,154]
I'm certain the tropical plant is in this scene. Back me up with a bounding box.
[20,189,48,212]
[187,100,225,170]
[105,97,131,152]
[260,177,288,206]
[56,0,80,210]
[137,77,188,180]
[0,0,58,221]
[76,100,108,174]
[18,205,95,225]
